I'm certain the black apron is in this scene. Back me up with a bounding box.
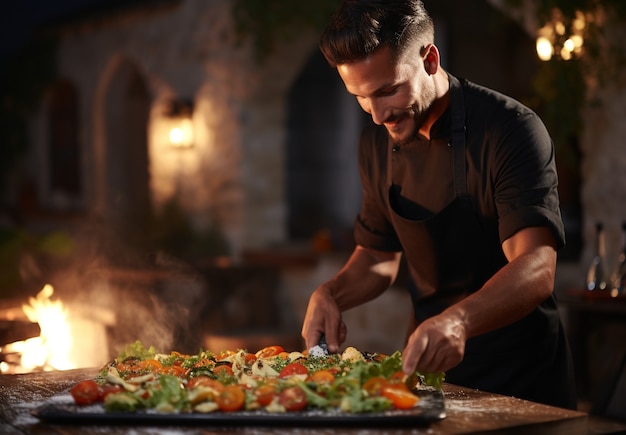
[386,75,577,409]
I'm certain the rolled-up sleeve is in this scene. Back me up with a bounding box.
[492,112,565,248]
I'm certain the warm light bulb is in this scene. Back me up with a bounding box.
[563,38,575,53]
[168,118,194,148]
[555,21,566,35]
[536,37,554,61]
[573,10,586,31]
[169,127,184,145]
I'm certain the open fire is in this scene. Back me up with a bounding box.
[0,284,113,374]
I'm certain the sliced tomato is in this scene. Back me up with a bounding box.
[70,380,101,406]
[255,345,285,359]
[381,383,420,409]
[215,385,246,412]
[193,358,214,368]
[279,362,308,379]
[159,364,187,377]
[309,369,335,385]
[368,352,387,362]
[362,376,389,397]
[217,350,236,361]
[254,383,277,406]
[115,359,142,376]
[170,351,187,359]
[187,376,225,392]
[278,386,307,411]
[139,359,163,372]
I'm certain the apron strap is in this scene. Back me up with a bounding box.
[386,74,467,198]
[448,75,468,198]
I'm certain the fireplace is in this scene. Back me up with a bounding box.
[0,284,114,374]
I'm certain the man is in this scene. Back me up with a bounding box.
[301,0,577,409]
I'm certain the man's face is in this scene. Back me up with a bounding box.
[337,44,436,145]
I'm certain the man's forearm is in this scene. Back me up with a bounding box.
[325,245,402,311]
[443,243,556,339]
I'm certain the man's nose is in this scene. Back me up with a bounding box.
[368,100,386,125]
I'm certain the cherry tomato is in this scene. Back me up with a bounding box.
[279,362,308,379]
[279,386,307,411]
[362,376,389,397]
[256,345,285,358]
[381,383,420,409]
[389,370,407,383]
[309,369,335,384]
[245,353,257,365]
[70,380,101,406]
[213,364,234,377]
[215,385,246,412]
[254,383,277,406]
[99,384,124,400]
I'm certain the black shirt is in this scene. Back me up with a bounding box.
[354,77,565,259]
[350,76,577,410]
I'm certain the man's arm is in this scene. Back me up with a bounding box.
[302,245,402,353]
[401,226,558,374]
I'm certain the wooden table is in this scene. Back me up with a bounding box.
[0,368,589,434]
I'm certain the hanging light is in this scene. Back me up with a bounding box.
[165,99,194,148]
[536,8,585,61]
[536,36,554,61]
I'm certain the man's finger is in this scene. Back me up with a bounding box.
[324,319,345,353]
[402,334,427,374]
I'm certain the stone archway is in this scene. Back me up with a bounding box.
[100,58,152,240]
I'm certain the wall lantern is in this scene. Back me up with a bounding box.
[536,9,585,61]
[165,99,194,148]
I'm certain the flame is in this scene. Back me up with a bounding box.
[0,284,73,373]
[1,284,113,374]
[22,284,74,370]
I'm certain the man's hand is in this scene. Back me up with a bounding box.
[301,246,401,354]
[301,285,347,354]
[401,311,467,375]
[402,227,558,375]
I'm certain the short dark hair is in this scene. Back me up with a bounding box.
[320,0,434,67]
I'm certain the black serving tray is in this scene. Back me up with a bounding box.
[32,388,446,427]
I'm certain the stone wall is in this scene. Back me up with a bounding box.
[32,0,319,257]
[556,73,626,293]
[579,81,626,273]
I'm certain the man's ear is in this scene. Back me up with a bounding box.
[422,44,439,75]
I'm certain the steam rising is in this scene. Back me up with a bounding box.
[17,221,210,365]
